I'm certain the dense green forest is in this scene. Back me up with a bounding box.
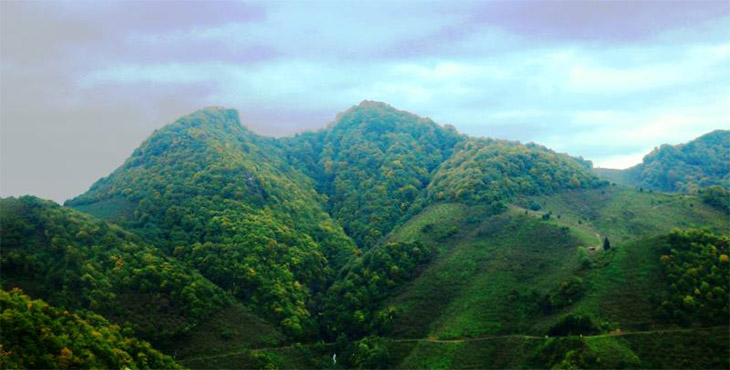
[0,288,179,369]
[595,130,729,192]
[306,101,463,248]
[65,107,357,337]
[656,228,729,325]
[426,138,603,205]
[2,102,728,369]
[0,196,230,343]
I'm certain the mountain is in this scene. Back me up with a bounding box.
[595,130,730,192]
[425,137,603,205]
[66,107,357,337]
[284,101,600,248]
[290,101,463,248]
[64,102,602,339]
[3,101,728,369]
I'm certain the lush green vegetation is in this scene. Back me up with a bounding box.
[284,101,463,248]
[0,196,229,342]
[426,138,604,205]
[321,241,436,338]
[700,185,730,214]
[66,107,357,337]
[0,288,180,369]
[3,103,728,368]
[596,129,729,192]
[656,228,729,325]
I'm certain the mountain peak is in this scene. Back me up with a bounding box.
[155,106,249,139]
[356,100,394,109]
[178,106,240,126]
[331,100,433,131]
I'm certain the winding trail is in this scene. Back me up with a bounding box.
[179,326,726,363]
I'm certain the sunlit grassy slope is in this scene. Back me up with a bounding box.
[172,185,727,369]
[377,185,728,368]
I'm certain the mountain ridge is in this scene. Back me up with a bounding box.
[595,129,729,192]
[2,101,727,369]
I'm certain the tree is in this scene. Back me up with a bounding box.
[603,237,611,251]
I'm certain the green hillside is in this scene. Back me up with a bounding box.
[0,196,230,342]
[3,102,726,368]
[298,101,463,248]
[66,107,357,337]
[595,129,729,192]
[217,186,728,369]
[0,288,180,369]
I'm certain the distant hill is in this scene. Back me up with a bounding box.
[595,130,730,192]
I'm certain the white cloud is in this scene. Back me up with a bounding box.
[596,152,647,169]
[567,43,730,94]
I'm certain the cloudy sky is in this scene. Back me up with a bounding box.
[1,0,729,203]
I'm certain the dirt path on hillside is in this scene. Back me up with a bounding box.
[179,326,726,363]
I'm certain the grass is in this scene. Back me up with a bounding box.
[174,185,729,368]
[70,197,137,222]
[531,186,729,243]
[386,207,585,339]
[166,303,285,361]
[177,328,729,369]
[396,337,541,369]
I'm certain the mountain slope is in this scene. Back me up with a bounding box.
[0,196,230,342]
[48,102,729,368]
[66,107,357,337]
[0,288,180,369]
[286,101,463,248]
[595,130,729,192]
[425,137,603,205]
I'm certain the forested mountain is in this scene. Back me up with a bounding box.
[425,137,602,205]
[284,101,597,248]
[62,101,602,339]
[303,101,463,248]
[595,130,729,192]
[66,107,357,337]
[2,102,728,369]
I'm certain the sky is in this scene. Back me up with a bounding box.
[1,0,729,203]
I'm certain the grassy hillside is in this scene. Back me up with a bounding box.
[385,206,585,339]
[318,184,728,369]
[383,186,728,339]
[530,186,729,243]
